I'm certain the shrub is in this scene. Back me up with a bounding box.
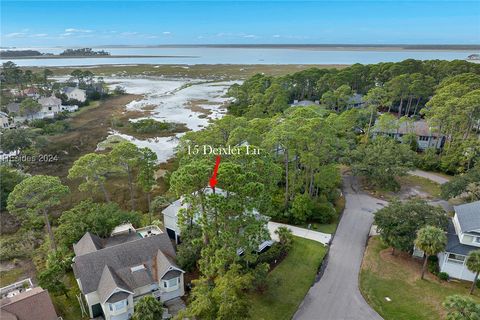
[290,193,314,224]
[438,272,449,281]
[257,243,283,265]
[312,201,337,224]
[428,255,440,275]
[130,119,173,134]
[416,147,441,171]
[275,226,293,252]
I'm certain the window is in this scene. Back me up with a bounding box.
[447,253,465,264]
[475,237,480,244]
[109,300,127,312]
[162,277,180,291]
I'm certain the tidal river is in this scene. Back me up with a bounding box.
[102,77,239,162]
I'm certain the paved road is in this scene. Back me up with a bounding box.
[409,169,450,185]
[267,222,331,245]
[294,176,386,320]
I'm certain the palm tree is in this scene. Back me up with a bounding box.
[414,225,447,280]
[466,250,480,294]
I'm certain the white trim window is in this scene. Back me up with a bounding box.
[109,299,128,313]
[447,253,466,264]
[162,277,180,292]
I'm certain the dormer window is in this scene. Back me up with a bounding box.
[130,265,145,272]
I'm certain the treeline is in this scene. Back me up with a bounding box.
[228,59,480,174]
[0,50,44,57]
[228,59,480,118]
[59,48,110,56]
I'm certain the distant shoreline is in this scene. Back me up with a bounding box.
[1,44,479,52]
[0,55,199,60]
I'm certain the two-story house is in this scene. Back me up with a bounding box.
[162,187,274,253]
[373,119,446,151]
[61,87,87,103]
[438,200,480,281]
[72,224,185,320]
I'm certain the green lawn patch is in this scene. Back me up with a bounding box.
[51,272,87,320]
[360,237,480,320]
[249,237,327,320]
[0,268,25,287]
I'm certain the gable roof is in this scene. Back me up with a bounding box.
[97,266,133,304]
[455,201,480,233]
[73,232,103,256]
[38,96,61,107]
[73,232,177,295]
[0,287,58,320]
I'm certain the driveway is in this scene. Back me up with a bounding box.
[267,222,331,245]
[293,175,386,320]
[409,169,450,185]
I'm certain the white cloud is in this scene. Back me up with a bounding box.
[120,32,139,36]
[64,28,92,33]
[163,31,171,35]
[61,32,73,37]
[273,34,281,38]
[31,33,48,37]
[4,32,27,38]
[243,34,258,39]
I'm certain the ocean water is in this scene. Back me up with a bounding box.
[3,47,477,67]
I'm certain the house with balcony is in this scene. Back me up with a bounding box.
[162,187,274,253]
[438,201,480,281]
[72,224,185,320]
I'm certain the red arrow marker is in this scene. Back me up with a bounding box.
[209,155,221,189]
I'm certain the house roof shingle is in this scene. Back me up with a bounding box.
[73,232,103,256]
[0,287,58,320]
[97,266,133,304]
[455,201,480,233]
[446,220,478,256]
[73,232,177,295]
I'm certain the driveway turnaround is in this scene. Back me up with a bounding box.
[267,222,331,245]
[293,175,385,320]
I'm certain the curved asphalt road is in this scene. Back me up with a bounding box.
[294,175,386,320]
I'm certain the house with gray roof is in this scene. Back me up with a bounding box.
[373,119,446,151]
[72,224,185,320]
[438,200,480,281]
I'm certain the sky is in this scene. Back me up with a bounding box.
[1,1,479,47]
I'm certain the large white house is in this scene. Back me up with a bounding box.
[72,224,185,320]
[6,97,78,123]
[61,87,87,103]
[438,201,480,281]
[162,187,274,253]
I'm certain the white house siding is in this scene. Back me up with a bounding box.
[164,214,181,243]
[438,252,477,281]
[159,276,185,302]
[84,291,101,318]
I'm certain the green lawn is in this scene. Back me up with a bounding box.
[51,272,88,320]
[0,268,26,287]
[360,237,480,320]
[249,237,327,320]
